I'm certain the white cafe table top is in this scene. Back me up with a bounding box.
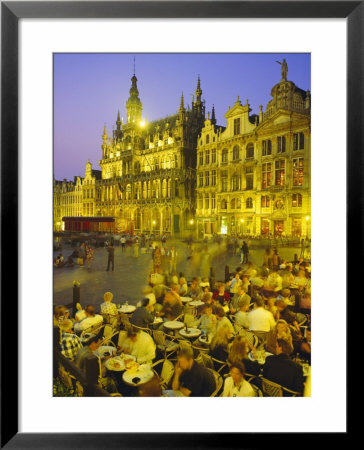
[179,328,201,338]
[181,297,192,303]
[118,305,136,314]
[163,320,185,330]
[189,300,205,307]
[122,365,154,386]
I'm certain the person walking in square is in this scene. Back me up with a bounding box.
[241,241,249,264]
[106,243,114,271]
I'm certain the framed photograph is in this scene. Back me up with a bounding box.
[2,1,357,447]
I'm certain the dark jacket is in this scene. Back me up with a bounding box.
[262,353,304,395]
[130,307,154,328]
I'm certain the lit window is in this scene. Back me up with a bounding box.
[292,158,304,186]
[275,160,285,185]
[292,193,302,207]
[261,195,270,208]
[246,197,253,209]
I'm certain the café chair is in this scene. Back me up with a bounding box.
[296,313,308,327]
[82,322,105,337]
[199,352,227,374]
[253,331,269,347]
[119,313,131,329]
[152,330,179,359]
[131,324,152,335]
[100,329,119,348]
[235,327,259,348]
[152,359,174,390]
[117,330,128,348]
[178,339,192,352]
[251,383,263,397]
[207,368,223,397]
[261,377,302,397]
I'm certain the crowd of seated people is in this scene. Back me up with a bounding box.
[53,255,311,397]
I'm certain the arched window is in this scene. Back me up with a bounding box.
[232,145,240,161]
[154,157,159,170]
[231,198,236,209]
[222,148,228,164]
[221,198,227,209]
[246,143,254,159]
[246,197,253,209]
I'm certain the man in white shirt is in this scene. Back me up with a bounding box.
[74,305,104,334]
[247,297,276,332]
[222,362,255,397]
[234,297,251,329]
[119,328,156,366]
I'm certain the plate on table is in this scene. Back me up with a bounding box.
[80,333,96,344]
[181,297,192,303]
[106,356,126,371]
[95,346,116,358]
[153,317,163,324]
[106,354,136,371]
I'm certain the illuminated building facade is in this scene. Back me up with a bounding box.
[195,61,311,238]
[54,62,310,238]
[54,74,205,236]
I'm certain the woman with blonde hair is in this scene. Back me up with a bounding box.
[265,319,294,355]
[228,335,260,376]
[210,323,233,364]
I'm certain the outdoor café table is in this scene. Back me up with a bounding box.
[122,364,154,387]
[189,300,205,307]
[104,354,136,372]
[163,320,185,332]
[179,327,201,340]
[181,297,192,304]
[118,304,136,314]
[198,333,213,346]
[151,317,164,328]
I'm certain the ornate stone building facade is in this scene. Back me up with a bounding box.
[54,74,205,236]
[54,61,310,238]
[195,60,311,238]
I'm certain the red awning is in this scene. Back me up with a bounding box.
[62,217,115,223]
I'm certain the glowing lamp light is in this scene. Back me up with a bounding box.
[305,216,310,221]
[140,120,146,127]
[189,219,194,225]
[240,219,244,223]
[152,220,156,225]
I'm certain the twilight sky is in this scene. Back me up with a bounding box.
[54,53,310,180]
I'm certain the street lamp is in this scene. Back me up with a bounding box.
[189,219,194,225]
[305,216,310,238]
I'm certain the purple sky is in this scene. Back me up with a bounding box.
[54,53,310,180]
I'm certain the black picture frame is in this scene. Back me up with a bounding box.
[1,1,356,448]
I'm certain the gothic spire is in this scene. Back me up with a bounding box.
[211,104,216,125]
